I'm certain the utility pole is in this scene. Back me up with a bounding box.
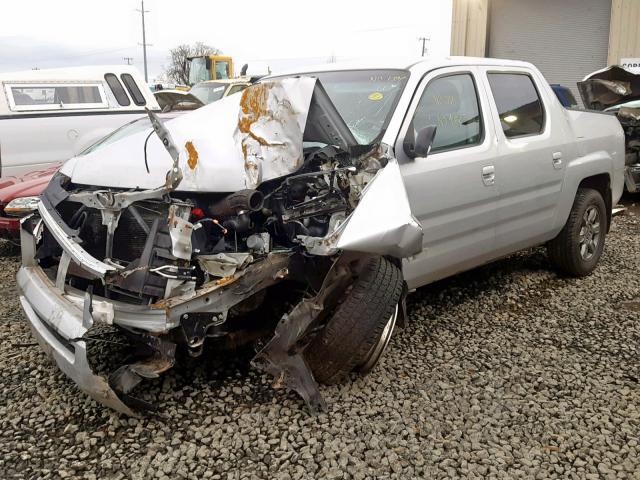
[418,36,430,57]
[123,57,134,65]
[137,0,150,82]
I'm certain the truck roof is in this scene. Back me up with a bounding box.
[270,56,535,77]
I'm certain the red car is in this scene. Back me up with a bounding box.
[0,163,59,241]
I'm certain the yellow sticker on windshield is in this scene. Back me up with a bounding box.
[368,92,384,101]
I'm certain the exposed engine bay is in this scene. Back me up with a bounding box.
[20,77,422,414]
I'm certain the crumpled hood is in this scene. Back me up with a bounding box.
[578,65,640,110]
[61,77,353,192]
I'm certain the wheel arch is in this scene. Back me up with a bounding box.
[554,158,613,235]
[578,173,612,232]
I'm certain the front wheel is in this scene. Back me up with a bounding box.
[547,187,607,277]
[305,256,403,385]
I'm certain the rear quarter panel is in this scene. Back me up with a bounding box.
[552,109,625,233]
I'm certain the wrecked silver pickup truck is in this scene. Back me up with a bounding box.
[18,58,624,415]
[17,74,421,414]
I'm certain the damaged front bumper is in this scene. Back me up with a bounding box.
[17,212,294,415]
[18,264,138,415]
[18,219,173,415]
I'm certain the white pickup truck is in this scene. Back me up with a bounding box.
[17,57,624,414]
[0,65,159,178]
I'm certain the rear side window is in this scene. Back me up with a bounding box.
[410,73,483,154]
[487,73,545,138]
[6,84,108,111]
[104,74,130,106]
[120,73,146,106]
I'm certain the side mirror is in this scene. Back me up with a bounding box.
[403,125,437,159]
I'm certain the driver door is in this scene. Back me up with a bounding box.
[395,66,499,289]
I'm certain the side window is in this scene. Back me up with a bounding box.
[120,73,146,106]
[487,73,545,138]
[104,73,131,107]
[6,84,107,111]
[410,74,483,154]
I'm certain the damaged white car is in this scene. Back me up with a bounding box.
[18,58,624,415]
[579,65,640,192]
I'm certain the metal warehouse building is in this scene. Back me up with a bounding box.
[451,0,640,101]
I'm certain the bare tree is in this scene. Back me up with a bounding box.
[165,42,220,85]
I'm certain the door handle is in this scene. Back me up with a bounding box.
[552,152,563,169]
[482,165,495,186]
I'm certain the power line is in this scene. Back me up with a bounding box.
[137,0,151,82]
[418,37,430,57]
[0,46,136,65]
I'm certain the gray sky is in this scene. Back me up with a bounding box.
[0,0,453,81]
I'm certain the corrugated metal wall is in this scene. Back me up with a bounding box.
[488,0,611,101]
[609,0,640,65]
[450,0,489,57]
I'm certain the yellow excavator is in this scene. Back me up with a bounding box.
[186,55,234,86]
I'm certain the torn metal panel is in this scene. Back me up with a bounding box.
[252,260,351,413]
[299,159,423,258]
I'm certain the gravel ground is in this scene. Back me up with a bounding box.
[1,203,640,480]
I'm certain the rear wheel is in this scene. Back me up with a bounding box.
[547,187,607,276]
[305,256,403,385]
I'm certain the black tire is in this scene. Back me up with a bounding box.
[547,187,607,277]
[305,256,403,385]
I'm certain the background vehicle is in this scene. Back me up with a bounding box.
[186,55,234,85]
[0,114,178,241]
[0,65,159,178]
[579,65,640,192]
[551,84,579,108]
[153,90,204,111]
[189,79,251,104]
[154,79,252,112]
[18,58,624,415]
[0,164,59,240]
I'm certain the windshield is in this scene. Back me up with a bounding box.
[190,82,228,104]
[188,58,210,85]
[296,69,409,144]
[81,116,169,155]
[215,60,231,79]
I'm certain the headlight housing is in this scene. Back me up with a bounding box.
[4,196,40,217]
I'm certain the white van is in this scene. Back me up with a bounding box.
[0,65,159,178]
